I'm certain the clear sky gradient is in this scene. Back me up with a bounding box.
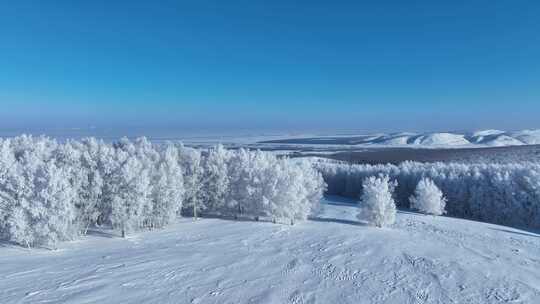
[1,0,539,133]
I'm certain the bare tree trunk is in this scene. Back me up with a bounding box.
[84,221,90,235]
[193,202,197,220]
[237,204,241,220]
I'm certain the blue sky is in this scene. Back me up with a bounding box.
[0,0,539,133]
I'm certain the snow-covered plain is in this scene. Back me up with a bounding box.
[1,196,539,304]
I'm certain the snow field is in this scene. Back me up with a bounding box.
[0,196,539,304]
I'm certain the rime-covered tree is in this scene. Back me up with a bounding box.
[1,150,77,247]
[0,139,21,243]
[224,151,324,224]
[226,148,253,218]
[178,144,203,219]
[294,159,326,220]
[409,178,447,215]
[201,145,230,215]
[109,153,151,237]
[0,135,329,248]
[55,140,104,235]
[77,138,105,233]
[95,140,120,225]
[357,175,397,227]
[151,143,185,228]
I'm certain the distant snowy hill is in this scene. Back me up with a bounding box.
[408,133,470,146]
[259,129,540,148]
[510,129,540,145]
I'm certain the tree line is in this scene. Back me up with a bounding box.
[316,160,540,229]
[0,136,325,248]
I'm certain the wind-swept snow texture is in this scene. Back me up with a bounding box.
[1,196,539,304]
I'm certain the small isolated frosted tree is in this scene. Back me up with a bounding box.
[409,178,447,215]
[358,175,397,227]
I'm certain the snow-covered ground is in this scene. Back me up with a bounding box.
[1,196,539,304]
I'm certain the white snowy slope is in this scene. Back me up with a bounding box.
[510,129,540,145]
[468,130,506,143]
[467,130,524,146]
[409,133,471,146]
[374,133,414,145]
[484,134,525,146]
[1,196,539,304]
[254,129,540,148]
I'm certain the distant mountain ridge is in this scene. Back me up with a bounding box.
[259,129,540,147]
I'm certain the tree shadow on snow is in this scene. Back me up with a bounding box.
[0,240,20,248]
[309,216,366,227]
[322,200,358,208]
[322,195,358,207]
[396,209,420,216]
[0,240,48,250]
[489,227,540,238]
[196,213,294,225]
[85,229,117,238]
